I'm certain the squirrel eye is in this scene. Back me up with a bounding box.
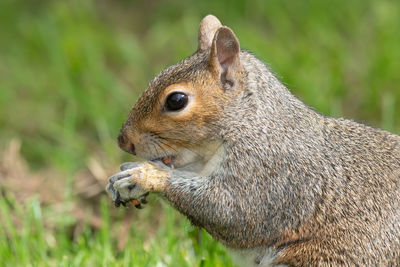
[165,92,188,111]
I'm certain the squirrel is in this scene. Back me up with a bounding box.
[106,15,400,266]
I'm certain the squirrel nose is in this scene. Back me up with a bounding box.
[118,132,136,155]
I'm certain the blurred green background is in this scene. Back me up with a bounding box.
[0,0,399,266]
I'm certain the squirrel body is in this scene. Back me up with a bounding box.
[107,15,400,266]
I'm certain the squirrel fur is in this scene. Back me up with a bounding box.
[107,15,400,266]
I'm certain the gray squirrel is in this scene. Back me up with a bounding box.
[106,15,400,266]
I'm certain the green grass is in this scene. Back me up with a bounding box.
[0,194,232,266]
[0,0,399,266]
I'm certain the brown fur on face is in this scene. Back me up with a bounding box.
[118,50,237,163]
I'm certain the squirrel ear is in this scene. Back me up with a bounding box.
[198,15,222,51]
[209,26,241,90]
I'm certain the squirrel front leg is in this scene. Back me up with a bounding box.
[106,161,211,208]
[163,170,240,242]
[106,162,242,242]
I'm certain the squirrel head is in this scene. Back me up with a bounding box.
[118,15,244,168]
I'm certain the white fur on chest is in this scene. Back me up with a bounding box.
[177,141,224,175]
[229,247,287,267]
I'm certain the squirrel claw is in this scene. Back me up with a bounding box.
[114,192,122,208]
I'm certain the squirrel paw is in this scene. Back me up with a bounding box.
[106,161,170,208]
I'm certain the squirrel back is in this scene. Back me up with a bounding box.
[117,15,400,266]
